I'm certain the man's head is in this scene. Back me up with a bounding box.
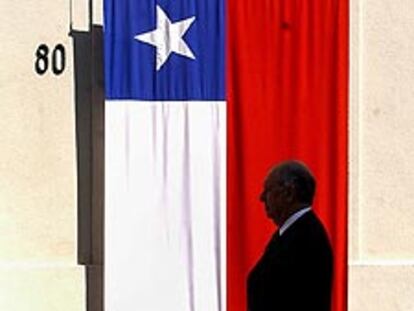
[260,160,316,226]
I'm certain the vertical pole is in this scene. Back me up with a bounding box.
[69,0,73,34]
[88,0,105,308]
[71,0,104,309]
[89,0,93,30]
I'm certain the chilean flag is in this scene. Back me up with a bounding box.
[104,0,348,310]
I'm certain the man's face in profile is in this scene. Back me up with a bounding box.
[260,169,296,226]
[260,174,285,225]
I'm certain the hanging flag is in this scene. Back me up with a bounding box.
[104,1,226,310]
[227,1,348,311]
[104,0,348,311]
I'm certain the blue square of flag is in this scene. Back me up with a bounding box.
[104,0,225,101]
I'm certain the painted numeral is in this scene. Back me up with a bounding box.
[35,44,66,75]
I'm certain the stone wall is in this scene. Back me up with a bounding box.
[349,0,414,309]
[0,0,86,310]
[1,0,414,310]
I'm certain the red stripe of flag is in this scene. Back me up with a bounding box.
[227,0,349,310]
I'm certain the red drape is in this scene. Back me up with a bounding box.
[227,0,348,310]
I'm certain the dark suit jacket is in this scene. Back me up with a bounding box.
[247,211,333,311]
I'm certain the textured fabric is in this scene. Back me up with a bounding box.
[104,0,226,310]
[104,0,224,100]
[104,0,348,310]
[247,211,333,311]
[227,0,349,310]
[105,101,226,310]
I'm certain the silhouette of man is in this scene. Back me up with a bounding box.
[247,160,333,311]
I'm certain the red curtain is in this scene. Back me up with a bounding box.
[227,0,348,310]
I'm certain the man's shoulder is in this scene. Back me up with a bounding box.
[290,210,328,236]
[282,211,332,256]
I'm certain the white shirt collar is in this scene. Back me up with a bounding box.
[279,206,312,236]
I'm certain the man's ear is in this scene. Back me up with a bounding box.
[284,184,296,203]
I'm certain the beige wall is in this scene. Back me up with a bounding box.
[1,0,414,310]
[0,0,86,310]
[349,0,414,309]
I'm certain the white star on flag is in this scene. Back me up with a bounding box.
[135,5,196,71]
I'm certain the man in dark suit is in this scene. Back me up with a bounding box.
[247,160,333,311]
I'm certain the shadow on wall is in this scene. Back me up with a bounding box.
[70,25,104,311]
